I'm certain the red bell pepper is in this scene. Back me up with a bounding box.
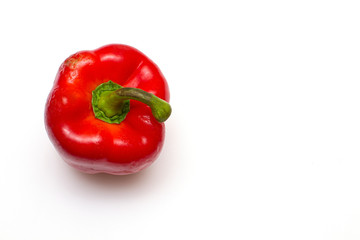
[45,44,171,175]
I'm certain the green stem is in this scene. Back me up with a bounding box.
[92,81,171,124]
[114,88,172,122]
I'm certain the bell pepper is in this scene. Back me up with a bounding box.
[45,44,171,175]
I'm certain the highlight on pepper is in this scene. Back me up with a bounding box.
[45,44,171,175]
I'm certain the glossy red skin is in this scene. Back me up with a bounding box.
[45,44,170,175]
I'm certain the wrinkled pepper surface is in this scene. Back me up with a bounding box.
[45,44,171,175]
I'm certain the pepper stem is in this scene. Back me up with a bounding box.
[92,81,171,124]
[114,88,172,122]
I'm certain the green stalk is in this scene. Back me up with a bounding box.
[92,81,171,124]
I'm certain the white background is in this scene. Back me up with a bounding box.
[1,0,360,239]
